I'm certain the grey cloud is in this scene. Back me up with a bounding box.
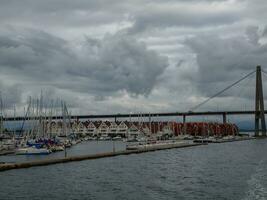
[0,0,242,35]
[246,26,260,44]
[0,0,131,28]
[63,33,169,96]
[0,0,266,115]
[263,26,267,37]
[0,29,71,81]
[0,28,168,98]
[128,5,241,34]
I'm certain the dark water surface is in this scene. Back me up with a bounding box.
[1,139,267,200]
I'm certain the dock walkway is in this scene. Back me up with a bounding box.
[0,142,202,172]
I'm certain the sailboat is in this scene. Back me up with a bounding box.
[16,95,52,155]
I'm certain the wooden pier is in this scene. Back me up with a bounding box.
[0,142,203,172]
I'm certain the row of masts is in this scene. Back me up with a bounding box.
[23,95,71,139]
[0,92,72,139]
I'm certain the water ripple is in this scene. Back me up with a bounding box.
[1,140,267,200]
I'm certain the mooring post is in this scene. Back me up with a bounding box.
[149,114,152,135]
[255,65,266,137]
[64,145,67,158]
[113,140,115,153]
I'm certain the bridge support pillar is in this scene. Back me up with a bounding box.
[183,115,186,124]
[223,113,227,124]
[255,65,266,137]
[183,115,186,135]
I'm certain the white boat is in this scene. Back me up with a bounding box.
[222,135,235,140]
[84,136,94,141]
[99,135,111,141]
[177,135,194,140]
[1,139,16,150]
[126,137,138,142]
[112,136,122,141]
[50,145,65,152]
[64,140,72,148]
[137,137,147,142]
[71,140,77,145]
[16,147,51,155]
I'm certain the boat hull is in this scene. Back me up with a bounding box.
[16,147,51,155]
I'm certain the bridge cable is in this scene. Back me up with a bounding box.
[261,70,267,75]
[228,72,255,111]
[261,72,267,88]
[261,70,267,90]
[261,72,267,79]
[190,70,256,111]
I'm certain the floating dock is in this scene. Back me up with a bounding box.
[0,150,15,156]
[193,137,254,144]
[211,137,254,143]
[0,142,202,172]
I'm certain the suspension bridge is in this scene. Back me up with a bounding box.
[2,65,267,137]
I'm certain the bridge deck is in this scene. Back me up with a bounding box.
[2,110,266,121]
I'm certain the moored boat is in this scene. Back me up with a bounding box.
[99,135,111,141]
[16,147,51,155]
[112,136,122,141]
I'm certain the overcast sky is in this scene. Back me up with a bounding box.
[1,0,267,116]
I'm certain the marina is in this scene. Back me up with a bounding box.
[1,0,267,199]
[0,93,245,163]
[0,93,255,169]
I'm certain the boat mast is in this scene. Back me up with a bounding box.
[13,104,16,138]
[48,99,53,138]
[64,102,73,137]
[0,92,3,136]
[149,113,151,136]
[61,100,66,137]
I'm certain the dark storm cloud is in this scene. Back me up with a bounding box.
[0,0,138,30]
[0,82,21,109]
[0,29,72,87]
[263,26,267,37]
[128,5,241,34]
[0,28,168,97]
[0,0,267,114]
[0,0,240,33]
[75,34,168,96]
[185,26,267,99]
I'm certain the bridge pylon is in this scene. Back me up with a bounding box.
[255,65,266,137]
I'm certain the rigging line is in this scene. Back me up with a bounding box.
[190,70,256,111]
[227,71,255,111]
[261,73,267,91]
[261,70,267,75]
[261,71,267,79]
